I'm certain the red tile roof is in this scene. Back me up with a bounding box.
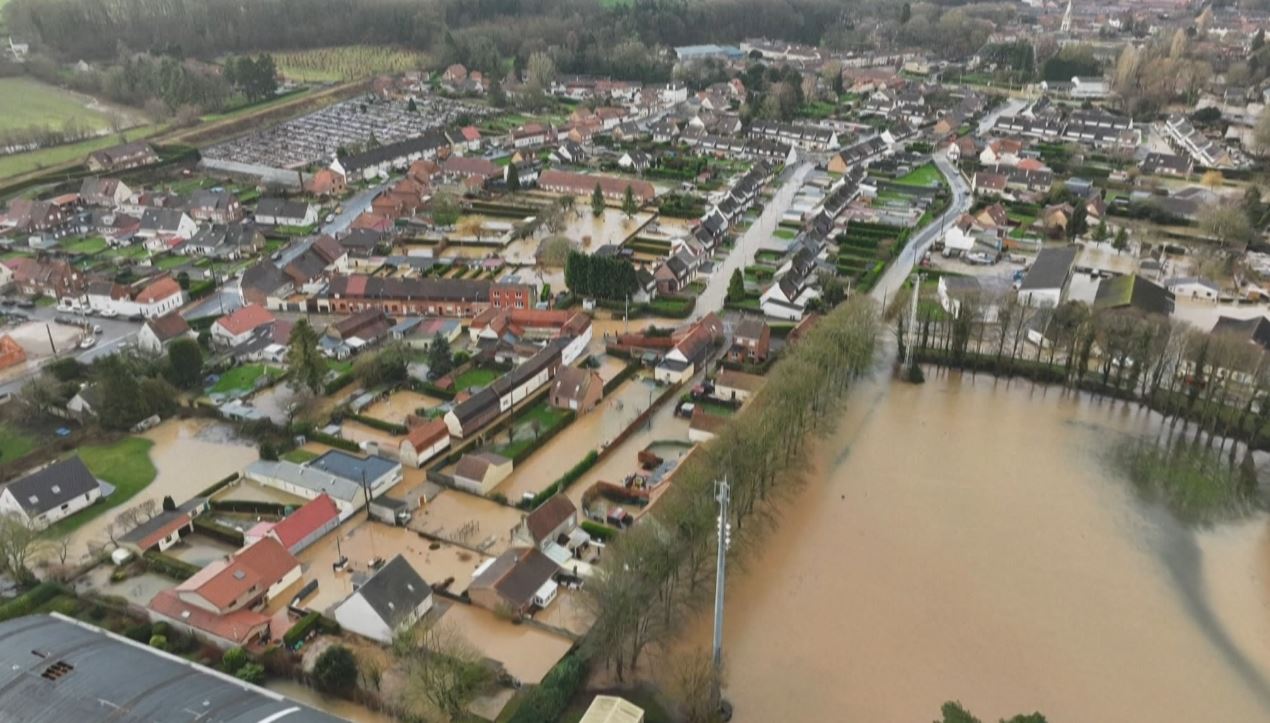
[176,536,297,611]
[146,312,191,341]
[214,303,275,336]
[149,589,270,645]
[405,419,449,453]
[135,276,181,304]
[269,493,339,552]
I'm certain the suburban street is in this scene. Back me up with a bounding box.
[978,97,1026,135]
[0,309,141,396]
[321,182,386,235]
[691,160,814,320]
[870,153,972,304]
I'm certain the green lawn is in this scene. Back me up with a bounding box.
[101,244,149,261]
[0,424,38,464]
[61,237,109,255]
[0,77,116,135]
[154,255,188,270]
[42,437,157,537]
[0,125,160,180]
[454,367,500,391]
[209,364,282,395]
[894,163,944,188]
[496,403,572,459]
[281,448,319,464]
[773,228,797,240]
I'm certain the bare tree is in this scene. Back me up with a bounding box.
[0,514,49,584]
[395,622,495,721]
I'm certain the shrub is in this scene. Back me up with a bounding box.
[0,582,65,622]
[346,413,407,435]
[284,611,322,649]
[580,520,618,541]
[506,654,586,723]
[235,662,266,684]
[306,430,361,453]
[149,634,168,650]
[313,645,358,696]
[323,371,355,395]
[221,646,250,673]
[528,451,599,508]
[143,550,201,581]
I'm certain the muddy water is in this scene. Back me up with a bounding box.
[699,372,1270,723]
[265,679,397,723]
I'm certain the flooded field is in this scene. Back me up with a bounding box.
[410,489,521,556]
[492,376,662,501]
[67,419,258,561]
[364,390,446,425]
[435,600,574,684]
[563,399,690,509]
[691,371,1270,723]
[75,567,172,607]
[213,477,308,507]
[266,679,398,723]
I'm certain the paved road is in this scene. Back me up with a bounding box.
[321,183,386,235]
[692,161,814,320]
[869,153,972,305]
[978,97,1027,135]
[0,309,141,396]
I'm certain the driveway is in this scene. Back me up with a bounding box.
[692,160,814,320]
[322,182,386,235]
[0,309,141,395]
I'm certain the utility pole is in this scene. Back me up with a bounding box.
[906,273,923,366]
[712,477,732,714]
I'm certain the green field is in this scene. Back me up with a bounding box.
[0,125,160,181]
[273,46,429,82]
[454,367,500,391]
[0,424,37,463]
[43,437,157,536]
[61,236,109,255]
[894,163,944,188]
[209,364,282,395]
[0,77,115,135]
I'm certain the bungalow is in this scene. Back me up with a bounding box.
[244,493,340,555]
[255,199,317,228]
[325,310,394,353]
[1164,276,1220,301]
[538,170,655,204]
[453,451,513,496]
[334,555,433,644]
[511,494,579,551]
[399,419,451,469]
[715,369,764,403]
[468,546,560,616]
[511,123,554,149]
[120,498,208,553]
[0,457,101,529]
[138,312,195,354]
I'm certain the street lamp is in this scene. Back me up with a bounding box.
[712,477,733,719]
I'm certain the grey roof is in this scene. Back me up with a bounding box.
[3,457,99,516]
[307,450,399,486]
[255,198,311,221]
[1019,246,1079,291]
[245,460,366,505]
[0,614,342,722]
[350,554,431,630]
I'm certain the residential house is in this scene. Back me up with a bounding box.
[979,138,1025,166]
[548,366,603,413]
[1141,152,1193,178]
[510,494,580,553]
[304,167,346,197]
[655,321,717,384]
[325,310,394,354]
[240,262,293,307]
[86,141,159,172]
[243,493,340,555]
[1164,276,1220,301]
[255,199,317,227]
[78,177,132,207]
[244,456,400,515]
[8,258,80,298]
[1212,315,1270,352]
[715,369,764,403]
[137,209,197,242]
[120,498,208,554]
[468,546,560,616]
[212,304,276,347]
[148,537,301,648]
[184,223,265,259]
[0,457,101,529]
[334,555,433,644]
[1019,246,1079,307]
[727,317,771,364]
[443,342,567,438]
[453,452,513,495]
[538,170,655,204]
[399,419,450,469]
[138,312,195,354]
[1070,76,1110,99]
[322,275,533,318]
[186,190,242,224]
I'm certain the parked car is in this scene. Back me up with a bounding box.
[78,336,97,349]
[98,309,119,319]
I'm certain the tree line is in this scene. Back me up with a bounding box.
[580,297,879,701]
[564,250,639,301]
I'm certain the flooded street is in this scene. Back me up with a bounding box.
[695,371,1270,723]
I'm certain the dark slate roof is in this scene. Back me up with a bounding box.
[354,554,431,629]
[307,450,398,484]
[0,614,341,722]
[1019,246,1079,291]
[1094,274,1175,315]
[1212,316,1270,351]
[475,547,559,608]
[4,457,98,516]
[255,198,311,221]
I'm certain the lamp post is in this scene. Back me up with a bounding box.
[712,477,733,719]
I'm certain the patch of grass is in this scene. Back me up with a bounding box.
[0,125,161,181]
[773,228,797,240]
[281,448,319,464]
[453,367,500,391]
[61,237,109,255]
[209,364,282,395]
[1114,440,1259,525]
[0,424,38,463]
[154,255,188,271]
[894,162,943,188]
[43,437,157,536]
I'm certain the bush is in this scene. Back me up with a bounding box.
[0,582,65,622]
[196,472,240,497]
[235,662,266,684]
[313,645,358,697]
[306,430,361,453]
[143,550,201,581]
[506,654,587,723]
[346,413,407,436]
[221,646,250,673]
[192,517,247,547]
[580,520,618,541]
[284,611,323,649]
[323,371,355,395]
[149,634,168,650]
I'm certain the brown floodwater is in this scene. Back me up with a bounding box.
[689,370,1270,723]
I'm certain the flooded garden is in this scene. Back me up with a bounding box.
[691,371,1270,723]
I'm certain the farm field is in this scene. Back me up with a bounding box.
[0,77,116,134]
[273,46,429,82]
[0,125,159,180]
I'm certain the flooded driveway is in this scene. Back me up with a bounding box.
[687,372,1270,723]
[364,390,446,425]
[435,601,573,685]
[67,419,258,561]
